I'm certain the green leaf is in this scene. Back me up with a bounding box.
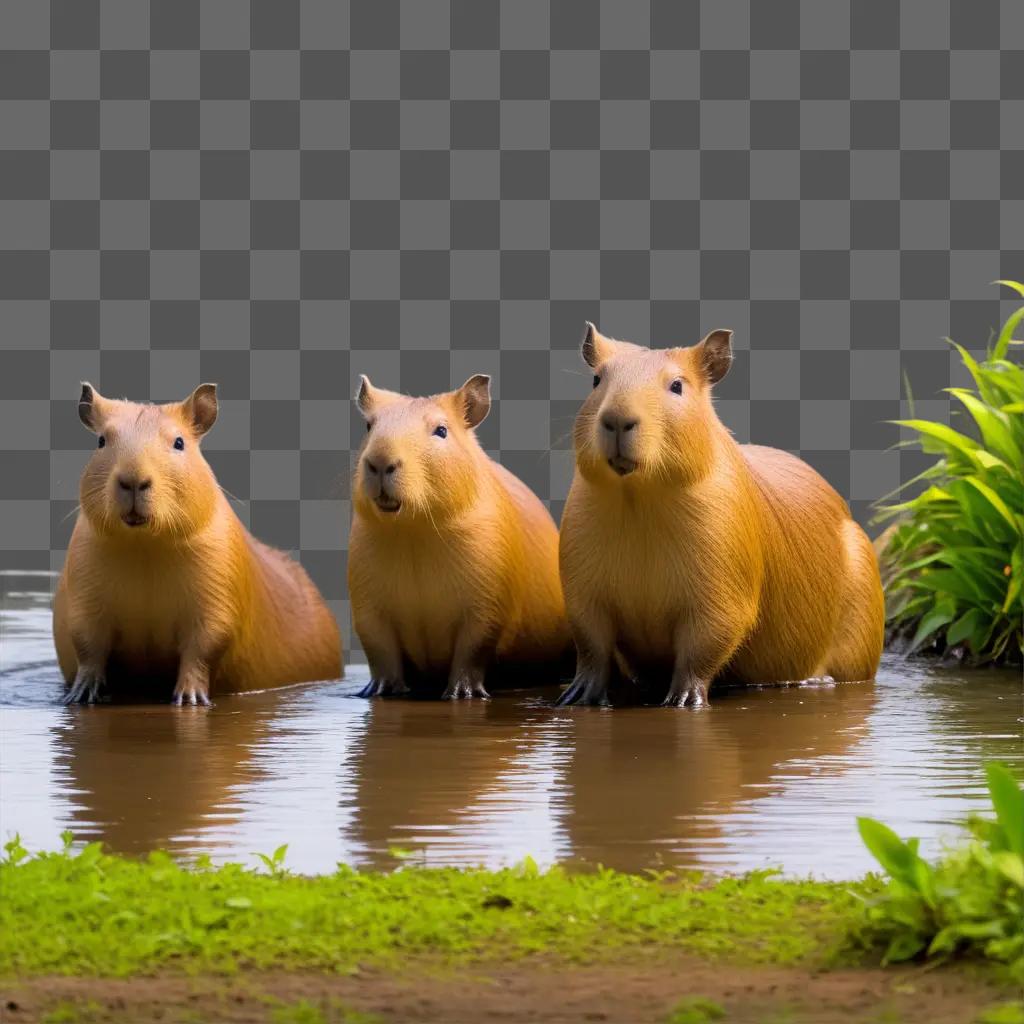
[892,418,980,461]
[986,763,1024,857]
[949,388,1020,466]
[992,851,1024,888]
[907,597,957,654]
[946,607,989,648]
[964,476,1020,532]
[857,818,917,884]
[883,932,926,964]
[995,304,1024,361]
[995,279,1024,299]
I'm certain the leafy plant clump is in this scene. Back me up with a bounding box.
[876,282,1023,665]
[857,762,1024,978]
[0,834,866,979]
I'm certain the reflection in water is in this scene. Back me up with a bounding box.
[1,572,1021,878]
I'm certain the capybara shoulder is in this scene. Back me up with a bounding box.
[348,374,571,699]
[557,324,884,707]
[53,383,341,705]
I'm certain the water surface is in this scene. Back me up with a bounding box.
[2,571,1020,879]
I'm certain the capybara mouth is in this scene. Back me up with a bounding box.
[375,496,402,514]
[121,511,150,527]
[608,456,637,476]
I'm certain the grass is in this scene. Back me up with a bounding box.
[2,768,1020,988]
[876,280,1024,665]
[0,834,869,979]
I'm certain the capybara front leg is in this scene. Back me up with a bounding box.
[63,631,109,705]
[63,664,108,705]
[442,630,491,700]
[172,656,211,707]
[556,621,613,706]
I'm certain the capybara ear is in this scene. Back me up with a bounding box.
[696,330,733,386]
[355,374,375,417]
[581,322,617,368]
[455,374,491,429]
[78,382,107,432]
[183,383,218,436]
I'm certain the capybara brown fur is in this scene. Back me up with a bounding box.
[53,384,342,705]
[348,374,571,699]
[557,324,885,707]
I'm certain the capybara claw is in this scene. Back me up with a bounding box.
[661,681,708,709]
[172,686,211,707]
[358,678,409,699]
[62,672,106,705]
[555,678,608,707]
[441,678,490,700]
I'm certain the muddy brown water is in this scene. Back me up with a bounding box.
[1,572,1021,879]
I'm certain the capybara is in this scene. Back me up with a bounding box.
[53,383,342,705]
[557,324,885,707]
[348,374,571,699]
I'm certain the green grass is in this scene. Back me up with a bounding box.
[876,281,1023,665]
[0,835,869,979]
[4,769,1021,985]
[856,763,1024,981]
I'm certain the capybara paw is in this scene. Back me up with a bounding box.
[62,670,107,705]
[661,680,709,708]
[554,676,609,707]
[172,684,211,707]
[358,678,409,698]
[441,677,490,700]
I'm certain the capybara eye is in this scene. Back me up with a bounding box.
[670,379,683,395]
[433,425,448,439]
[366,421,372,433]
[97,436,105,449]
[592,375,601,388]
[173,437,185,451]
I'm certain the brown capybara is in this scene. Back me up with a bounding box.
[53,383,342,705]
[557,324,885,707]
[348,374,572,699]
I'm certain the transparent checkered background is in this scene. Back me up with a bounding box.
[1,0,1022,655]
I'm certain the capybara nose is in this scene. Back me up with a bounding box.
[118,476,152,494]
[365,457,400,476]
[601,413,638,434]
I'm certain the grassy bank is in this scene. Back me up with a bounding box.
[0,837,870,978]
[3,804,1022,1023]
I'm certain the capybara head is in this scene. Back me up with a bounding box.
[574,323,733,485]
[77,383,220,538]
[354,374,491,521]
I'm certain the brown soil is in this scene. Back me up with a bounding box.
[0,957,1014,1024]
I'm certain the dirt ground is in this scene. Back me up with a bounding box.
[0,957,1016,1024]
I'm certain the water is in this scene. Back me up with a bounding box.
[1,571,1021,879]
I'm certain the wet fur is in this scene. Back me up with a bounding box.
[559,327,885,705]
[53,387,342,702]
[348,377,572,697]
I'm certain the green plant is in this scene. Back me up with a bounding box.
[857,762,1024,977]
[666,997,727,1023]
[876,281,1023,664]
[254,843,290,878]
